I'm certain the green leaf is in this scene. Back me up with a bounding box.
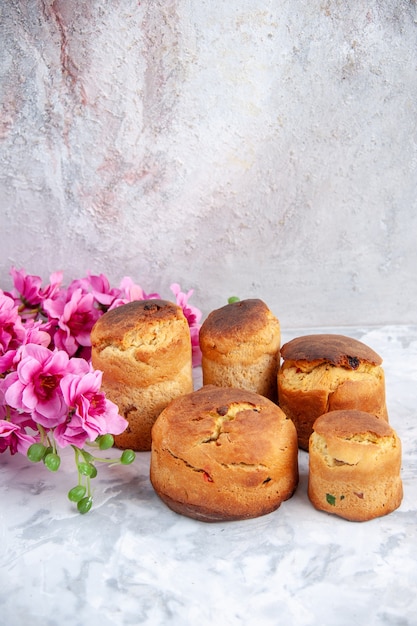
[227,296,240,304]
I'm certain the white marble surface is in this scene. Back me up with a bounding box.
[1,325,416,626]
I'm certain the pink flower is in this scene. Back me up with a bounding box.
[170,283,202,325]
[43,288,101,357]
[0,319,52,377]
[170,283,202,367]
[9,267,63,317]
[0,290,26,373]
[0,420,22,454]
[0,417,38,455]
[4,344,69,428]
[69,273,122,308]
[109,276,161,310]
[54,369,127,448]
[20,319,52,349]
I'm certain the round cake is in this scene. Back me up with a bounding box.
[277,334,388,450]
[150,385,299,522]
[91,299,193,451]
[199,299,281,401]
[308,410,403,521]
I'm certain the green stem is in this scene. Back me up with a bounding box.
[37,424,47,446]
[73,446,83,486]
[86,474,91,498]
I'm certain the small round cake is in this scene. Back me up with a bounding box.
[199,299,281,401]
[277,334,388,450]
[308,410,403,521]
[150,385,299,522]
[91,299,193,451]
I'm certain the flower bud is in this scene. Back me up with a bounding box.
[98,434,114,450]
[77,496,93,514]
[44,452,61,472]
[68,485,87,502]
[78,462,95,477]
[120,449,136,465]
[27,443,47,463]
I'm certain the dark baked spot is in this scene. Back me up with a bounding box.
[216,405,228,416]
[144,302,161,311]
[347,356,360,369]
[123,405,138,431]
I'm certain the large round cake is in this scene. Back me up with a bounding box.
[150,385,299,522]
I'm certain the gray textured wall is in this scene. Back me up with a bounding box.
[1,1,416,328]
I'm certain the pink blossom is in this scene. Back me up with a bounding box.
[170,283,202,325]
[0,420,21,454]
[0,290,26,373]
[0,350,16,376]
[4,344,69,428]
[0,290,25,349]
[9,267,63,314]
[20,319,52,349]
[170,283,202,367]
[54,370,127,448]
[43,288,101,357]
[109,276,161,309]
[65,355,91,376]
[69,273,122,308]
[0,319,52,376]
[0,417,38,455]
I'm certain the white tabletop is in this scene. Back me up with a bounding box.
[1,325,416,626]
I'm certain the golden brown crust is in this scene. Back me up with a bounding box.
[280,334,382,368]
[91,300,193,451]
[312,409,393,439]
[278,334,388,450]
[91,299,181,343]
[91,300,191,386]
[308,410,403,521]
[199,299,280,400]
[150,385,299,522]
[199,299,277,349]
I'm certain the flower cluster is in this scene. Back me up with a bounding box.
[0,267,202,513]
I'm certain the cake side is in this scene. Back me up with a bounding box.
[308,410,403,521]
[199,299,280,400]
[91,299,193,450]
